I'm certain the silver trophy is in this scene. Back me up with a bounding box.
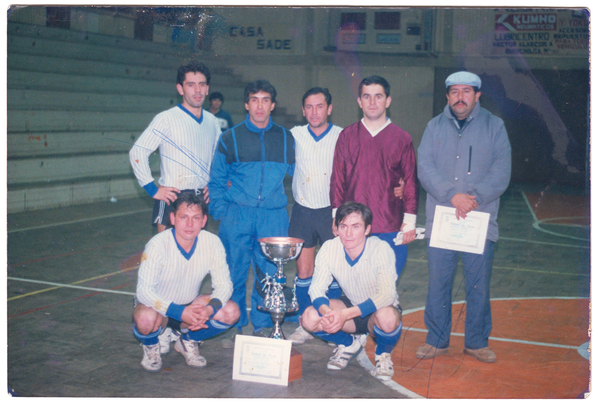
[257,237,304,339]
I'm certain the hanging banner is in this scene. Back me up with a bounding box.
[493,9,589,56]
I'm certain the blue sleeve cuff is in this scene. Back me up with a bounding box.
[357,299,377,318]
[143,181,159,197]
[166,303,185,322]
[312,297,330,315]
[207,298,223,317]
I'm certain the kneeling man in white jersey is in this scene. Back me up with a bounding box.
[302,201,403,381]
[133,192,240,372]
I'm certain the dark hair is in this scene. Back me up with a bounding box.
[177,61,211,86]
[334,201,373,229]
[301,87,332,107]
[209,92,224,102]
[358,75,391,98]
[171,191,208,218]
[244,80,277,104]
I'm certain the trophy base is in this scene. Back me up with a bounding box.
[257,305,299,340]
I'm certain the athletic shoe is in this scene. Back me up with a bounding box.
[140,343,162,372]
[464,347,497,363]
[371,353,394,380]
[288,325,314,345]
[415,343,449,359]
[358,333,368,347]
[174,337,207,368]
[158,327,173,354]
[327,334,366,370]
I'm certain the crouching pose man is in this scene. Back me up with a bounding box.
[133,192,240,371]
[301,201,403,380]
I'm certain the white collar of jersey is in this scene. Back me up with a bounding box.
[361,118,391,137]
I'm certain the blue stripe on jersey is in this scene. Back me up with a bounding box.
[170,228,197,260]
[231,127,240,163]
[344,243,366,267]
[177,104,204,125]
[307,122,333,142]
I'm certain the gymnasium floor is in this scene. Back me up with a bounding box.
[5,180,591,399]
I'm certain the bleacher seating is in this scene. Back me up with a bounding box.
[7,21,253,213]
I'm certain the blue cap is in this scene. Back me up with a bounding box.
[445,71,481,88]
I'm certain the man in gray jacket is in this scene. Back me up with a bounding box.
[416,71,511,363]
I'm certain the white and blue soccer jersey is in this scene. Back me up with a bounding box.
[135,228,233,316]
[291,123,342,209]
[129,105,221,195]
[309,236,399,314]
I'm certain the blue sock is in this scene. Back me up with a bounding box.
[133,325,161,346]
[314,330,353,346]
[373,323,402,355]
[296,276,312,315]
[185,320,233,342]
[326,280,342,300]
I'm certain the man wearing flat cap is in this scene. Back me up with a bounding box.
[415,71,511,363]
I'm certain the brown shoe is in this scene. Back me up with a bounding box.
[416,343,449,359]
[463,347,496,363]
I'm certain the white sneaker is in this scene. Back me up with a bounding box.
[371,352,394,380]
[158,327,173,354]
[140,343,162,372]
[174,337,207,368]
[327,334,365,370]
[358,333,367,347]
[288,325,314,345]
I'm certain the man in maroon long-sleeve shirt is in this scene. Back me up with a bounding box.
[330,75,419,277]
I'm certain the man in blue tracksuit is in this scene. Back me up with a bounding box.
[209,80,295,340]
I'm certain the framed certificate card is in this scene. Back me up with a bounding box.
[232,335,293,386]
[429,205,490,254]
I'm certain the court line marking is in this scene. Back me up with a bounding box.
[499,235,589,249]
[7,204,589,249]
[8,258,590,303]
[400,297,588,350]
[406,257,588,277]
[521,191,590,242]
[403,327,581,350]
[7,265,138,301]
[7,208,152,233]
[360,296,589,399]
[521,190,540,222]
[7,277,135,298]
[533,217,590,241]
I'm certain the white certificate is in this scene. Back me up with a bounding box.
[232,334,292,386]
[429,205,490,254]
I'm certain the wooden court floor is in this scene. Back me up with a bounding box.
[364,298,590,399]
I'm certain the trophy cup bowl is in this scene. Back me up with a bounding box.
[257,237,304,339]
[259,237,304,272]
